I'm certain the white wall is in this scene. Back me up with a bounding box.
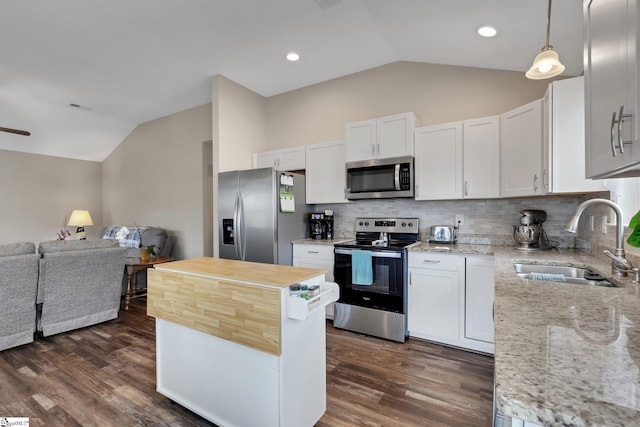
[102,103,212,260]
[0,149,102,245]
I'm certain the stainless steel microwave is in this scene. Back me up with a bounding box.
[345,156,414,200]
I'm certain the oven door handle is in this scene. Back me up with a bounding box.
[335,248,402,259]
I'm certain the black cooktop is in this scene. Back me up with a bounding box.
[335,232,419,251]
[334,217,420,251]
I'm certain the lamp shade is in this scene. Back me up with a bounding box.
[67,210,94,227]
[525,46,565,80]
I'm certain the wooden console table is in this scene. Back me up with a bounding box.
[124,256,173,310]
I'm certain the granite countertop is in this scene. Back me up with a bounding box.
[410,243,640,427]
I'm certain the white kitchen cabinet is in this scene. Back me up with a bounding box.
[414,121,463,200]
[293,243,335,318]
[305,140,348,204]
[255,146,306,171]
[414,116,499,201]
[584,0,640,178]
[542,76,606,194]
[408,253,463,344]
[463,116,500,199]
[408,251,494,354]
[463,255,494,349]
[345,112,417,162]
[500,99,543,197]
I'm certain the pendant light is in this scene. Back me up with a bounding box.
[526,0,565,79]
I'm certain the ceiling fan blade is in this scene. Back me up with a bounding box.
[0,126,30,136]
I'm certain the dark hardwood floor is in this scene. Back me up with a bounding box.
[0,299,494,426]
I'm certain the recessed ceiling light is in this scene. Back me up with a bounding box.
[477,26,497,38]
[286,52,300,62]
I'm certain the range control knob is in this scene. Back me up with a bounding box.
[358,221,364,226]
[401,222,407,227]
[364,221,369,226]
[408,222,413,227]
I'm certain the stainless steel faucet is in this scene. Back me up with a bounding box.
[565,198,632,276]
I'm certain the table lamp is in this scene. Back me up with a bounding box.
[67,210,93,240]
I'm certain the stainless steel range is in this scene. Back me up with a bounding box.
[333,217,420,342]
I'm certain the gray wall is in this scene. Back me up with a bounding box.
[265,61,551,149]
[0,149,102,244]
[102,103,212,260]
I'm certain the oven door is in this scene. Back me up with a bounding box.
[334,248,406,313]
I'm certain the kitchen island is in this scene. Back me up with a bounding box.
[146,257,339,427]
[411,243,640,426]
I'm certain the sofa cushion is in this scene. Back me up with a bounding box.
[0,242,36,257]
[39,239,119,254]
[140,227,168,256]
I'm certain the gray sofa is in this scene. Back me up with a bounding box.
[102,225,172,258]
[0,242,40,351]
[37,239,127,337]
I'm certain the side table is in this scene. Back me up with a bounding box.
[125,256,173,310]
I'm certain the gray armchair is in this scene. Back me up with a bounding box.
[36,239,126,337]
[0,242,39,351]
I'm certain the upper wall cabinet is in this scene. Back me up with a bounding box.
[542,76,605,194]
[463,116,500,199]
[414,116,499,201]
[584,0,640,178]
[306,140,349,204]
[414,121,463,200]
[254,146,306,171]
[345,112,417,162]
[500,99,543,198]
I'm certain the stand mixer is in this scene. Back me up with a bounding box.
[513,209,555,250]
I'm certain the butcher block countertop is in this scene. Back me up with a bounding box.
[150,257,325,288]
[411,243,640,426]
[147,257,325,356]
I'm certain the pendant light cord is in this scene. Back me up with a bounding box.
[545,0,552,48]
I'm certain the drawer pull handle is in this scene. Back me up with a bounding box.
[422,260,441,264]
[307,251,319,254]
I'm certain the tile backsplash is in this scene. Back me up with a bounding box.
[314,191,640,270]
[315,195,589,247]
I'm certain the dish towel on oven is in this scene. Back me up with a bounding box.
[352,250,373,285]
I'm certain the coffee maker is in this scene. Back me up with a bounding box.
[513,209,554,250]
[309,211,334,240]
[310,213,325,240]
[324,211,334,240]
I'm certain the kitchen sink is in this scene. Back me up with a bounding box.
[513,263,617,287]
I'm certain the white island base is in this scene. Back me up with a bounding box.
[148,257,338,427]
[156,311,326,427]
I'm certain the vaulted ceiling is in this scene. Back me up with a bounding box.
[0,0,583,161]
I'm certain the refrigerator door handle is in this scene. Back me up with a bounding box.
[237,192,245,260]
[233,192,241,260]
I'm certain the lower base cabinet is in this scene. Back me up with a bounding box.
[408,252,494,354]
[408,253,463,343]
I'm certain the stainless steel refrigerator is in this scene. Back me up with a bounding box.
[218,167,308,265]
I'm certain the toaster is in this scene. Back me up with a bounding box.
[429,225,456,243]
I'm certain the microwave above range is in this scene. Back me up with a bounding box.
[345,156,414,200]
